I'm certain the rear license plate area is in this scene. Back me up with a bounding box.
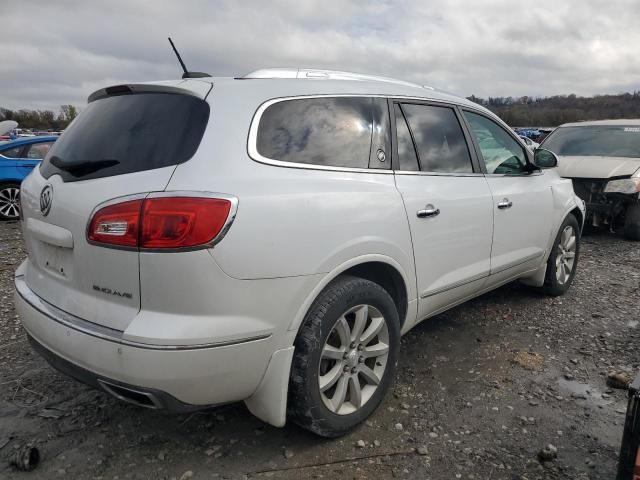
[38,242,72,279]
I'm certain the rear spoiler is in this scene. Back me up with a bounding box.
[88,83,212,103]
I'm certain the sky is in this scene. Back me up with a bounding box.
[1,0,639,111]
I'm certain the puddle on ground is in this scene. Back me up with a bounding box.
[557,378,613,407]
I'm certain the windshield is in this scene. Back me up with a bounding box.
[40,92,210,181]
[541,125,640,158]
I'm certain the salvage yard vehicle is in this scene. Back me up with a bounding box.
[541,120,640,240]
[15,68,585,437]
[0,135,57,220]
[519,134,539,151]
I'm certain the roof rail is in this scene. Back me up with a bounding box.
[241,68,434,90]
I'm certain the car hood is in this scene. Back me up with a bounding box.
[556,155,640,179]
[0,120,18,136]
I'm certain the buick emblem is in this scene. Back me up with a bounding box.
[40,185,53,216]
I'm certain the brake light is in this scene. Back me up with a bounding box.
[88,196,233,250]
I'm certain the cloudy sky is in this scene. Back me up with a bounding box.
[1,0,639,111]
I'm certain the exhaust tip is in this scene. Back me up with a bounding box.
[98,380,161,409]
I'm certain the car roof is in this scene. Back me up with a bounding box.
[93,68,490,113]
[559,119,640,127]
[0,136,58,149]
[222,69,484,110]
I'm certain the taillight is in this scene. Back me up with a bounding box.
[88,195,233,250]
[88,199,142,247]
[140,197,231,248]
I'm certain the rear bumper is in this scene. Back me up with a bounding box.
[27,333,200,412]
[15,274,275,407]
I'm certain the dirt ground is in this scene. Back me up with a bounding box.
[1,219,639,479]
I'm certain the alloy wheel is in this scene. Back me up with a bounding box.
[0,186,20,220]
[318,304,390,415]
[555,225,576,284]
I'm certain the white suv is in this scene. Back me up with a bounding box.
[15,69,585,437]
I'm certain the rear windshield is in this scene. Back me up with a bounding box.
[542,126,640,158]
[40,92,210,181]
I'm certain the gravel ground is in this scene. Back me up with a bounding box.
[1,219,639,479]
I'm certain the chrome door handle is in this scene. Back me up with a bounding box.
[417,204,440,218]
[497,198,513,209]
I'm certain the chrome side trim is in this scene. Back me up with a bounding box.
[15,275,270,350]
[394,171,485,177]
[420,272,488,299]
[489,252,545,276]
[419,252,545,299]
[484,171,544,178]
[247,94,472,175]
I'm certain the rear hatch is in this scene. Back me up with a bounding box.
[19,82,211,331]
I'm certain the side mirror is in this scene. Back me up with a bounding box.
[533,148,558,169]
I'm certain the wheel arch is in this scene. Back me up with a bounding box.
[287,254,414,334]
[570,206,584,231]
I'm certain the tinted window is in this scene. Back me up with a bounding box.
[542,126,640,158]
[41,93,210,182]
[257,97,374,169]
[401,104,473,173]
[0,145,23,158]
[464,111,527,174]
[394,104,419,171]
[25,141,54,159]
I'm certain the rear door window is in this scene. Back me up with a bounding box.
[256,97,387,170]
[401,103,474,173]
[40,93,210,182]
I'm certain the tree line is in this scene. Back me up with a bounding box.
[3,91,640,130]
[0,105,79,131]
[468,91,640,127]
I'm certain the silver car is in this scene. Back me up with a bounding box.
[541,119,640,240]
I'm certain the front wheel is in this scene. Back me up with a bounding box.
[288,275,400,437]
[0,183,21,220]
[543,214,580,296]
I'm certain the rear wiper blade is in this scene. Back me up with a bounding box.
[50,156,120,176]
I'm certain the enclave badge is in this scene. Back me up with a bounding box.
[40,185,53,216]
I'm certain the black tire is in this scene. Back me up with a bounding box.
[542,214,580,296]
[623,203,640,241]
[0,182,21,221]
[288,275,400,437]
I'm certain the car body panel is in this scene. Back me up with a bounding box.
[484,173,553,278]
[556,155,640,179]
[394,173,494,320]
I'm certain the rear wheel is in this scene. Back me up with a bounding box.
[288,275,400,437]
[0,183,21,220]
[623,203,640,241]
[543,214,580,296]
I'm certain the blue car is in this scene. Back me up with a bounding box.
[0,136,58,220]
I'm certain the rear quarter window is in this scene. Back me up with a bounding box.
[255,97,386,170]
[40,92,210,182]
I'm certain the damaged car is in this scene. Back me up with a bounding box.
[540,120,640,240]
